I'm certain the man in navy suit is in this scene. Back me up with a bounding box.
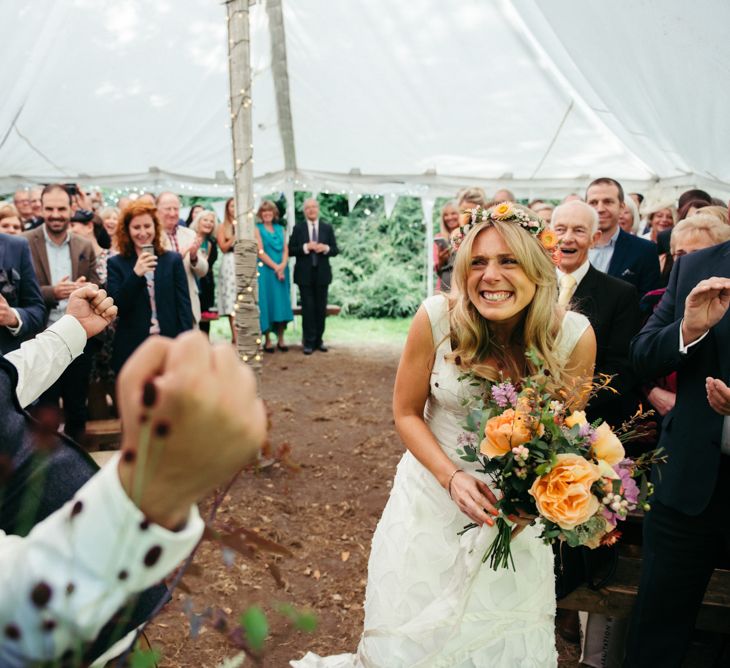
[624,242,730,666]
[288,199,339,354]
[586,178,660,297]
[0,233,46,354]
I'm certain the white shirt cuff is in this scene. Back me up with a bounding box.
[6,308,22,336]
[678,318,709,354]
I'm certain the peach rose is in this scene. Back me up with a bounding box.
[480,409,533,458]
[529,453,601,530]
[591,422,625,466]
[564,410,588,429]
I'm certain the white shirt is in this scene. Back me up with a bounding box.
[556,259,591,289]
[42,226,73,326]
[302,219,330,255]
[0,318,204,663]
[589,225,620,274]
[678,324,730,455]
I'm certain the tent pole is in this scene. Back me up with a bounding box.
[226,0,262,373]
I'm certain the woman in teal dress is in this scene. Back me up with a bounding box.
[255,200,293,352]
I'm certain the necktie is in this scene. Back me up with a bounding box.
[311,223,318,266]
[558,273,577,307]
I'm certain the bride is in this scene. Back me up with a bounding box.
[292,203,596,667]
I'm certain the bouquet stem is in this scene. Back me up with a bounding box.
[483,517,515,570]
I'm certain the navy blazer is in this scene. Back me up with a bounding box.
[288,220,339,286]
[107,251,193,372]
[606,229,661,298]
[0,233,46,353]
[630,240,730,514]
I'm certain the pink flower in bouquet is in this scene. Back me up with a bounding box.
[480,409,533,458]
[591,422,625,466]
[616,461,639,504]
[529,453,601,530]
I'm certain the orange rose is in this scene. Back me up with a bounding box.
[565,410,588,428]
[480,409,533,458]
[591,422,625,466]
[529,453,601,530]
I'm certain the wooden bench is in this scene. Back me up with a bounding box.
[557,521,730,634]
[85,418,121,451]
[292,304,342,317]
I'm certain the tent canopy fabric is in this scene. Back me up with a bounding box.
[1,0,728,200]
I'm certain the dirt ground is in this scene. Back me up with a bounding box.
[146,341,581,667]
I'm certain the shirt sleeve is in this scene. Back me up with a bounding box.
[5,308,23,336]
[678,318,709,354]
[0,453,203,663]
[4,315,87,408]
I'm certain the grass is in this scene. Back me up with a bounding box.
[209,315,411,346]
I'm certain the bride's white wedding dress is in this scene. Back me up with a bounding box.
[292,295,590,667]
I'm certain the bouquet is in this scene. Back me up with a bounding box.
[456,350,664,570]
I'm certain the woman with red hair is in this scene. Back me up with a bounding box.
[107,201,193,372]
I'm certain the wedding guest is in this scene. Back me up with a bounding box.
[255,201,293,352]
[492,188,516,203]
[99,206,120,243]
[0,290,265,664]
[293,203,596,666]
[29,186,43,218]
[563,193,583,203]
[551,201,641,664]
[585,177,660,297]
[107,201,192,373]
[625,241,730,667]
[190,209,219,335]
[13,189,34,228]
[216,197,237,345]
[157,192,208,327]
[184,204,204,227]
[24,184,100,443]
[696,204,728,225]
[618,196,641,235]
[456,187,488,225]
[0,233,45,354]
[117,195,131,211]
[0,204,22,235]
[640,215,730,422]
[677,188,711,210]
[641,199,677,242]
[70,213,111,285]
[288,198,339,355]
[532,201,555,224]
[434,200,459,292]
[628,192,644,208]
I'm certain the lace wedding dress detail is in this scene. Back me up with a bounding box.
[292,295,590,667]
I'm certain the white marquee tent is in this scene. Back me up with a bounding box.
[2,0,728,206]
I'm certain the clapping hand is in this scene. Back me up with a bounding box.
[706,377,730,416]
[66,284,117,337]
[52,275,78,300]
[0,294,19,327]
[682,277,730,344]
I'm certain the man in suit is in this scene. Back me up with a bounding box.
[23,184,100,443]
[551,200,642,663]
[157,192,208,327]
[586,177,660,297]
[552,200,641,427]
[288,198,339,354]
[0,233,46,354]
[624,242,730,666]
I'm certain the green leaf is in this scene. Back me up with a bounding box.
[276,603,318,633]
[240,606,269,651]
[131,649,162,668]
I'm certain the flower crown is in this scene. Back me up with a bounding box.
[450,202,561,264]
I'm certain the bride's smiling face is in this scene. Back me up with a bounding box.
[466,226,536,327]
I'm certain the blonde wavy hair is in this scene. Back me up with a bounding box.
[446,210,565,389]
